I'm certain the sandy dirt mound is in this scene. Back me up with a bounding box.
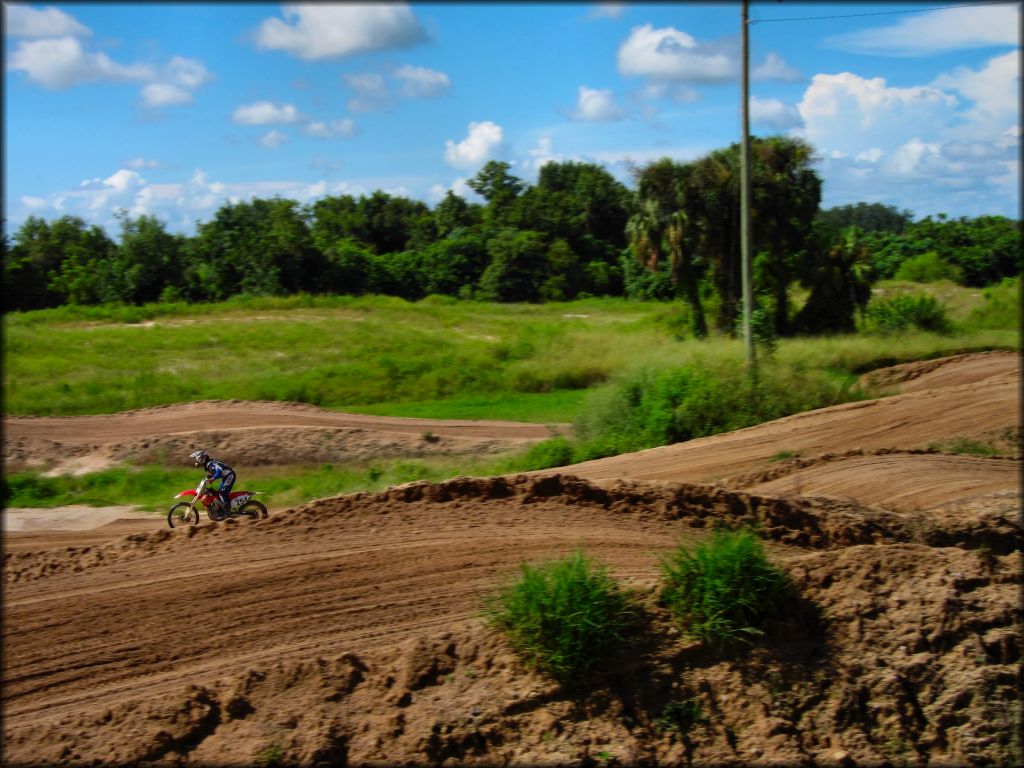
[3,474,1021,767]
[3,400,564,474]
[2,351,1021,766]
[544,352,1019,492]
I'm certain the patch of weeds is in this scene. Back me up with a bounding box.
[659,528,794,649]
[464,667,477,679]
[771,450,801,462]
[483,549,639,683]
[255,741,285,767]
[928,436,1002,456]
[655,696,707,734]
[595,749,614,763]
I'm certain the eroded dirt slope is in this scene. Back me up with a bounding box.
[3,474,1021,766]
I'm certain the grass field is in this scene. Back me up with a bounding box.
[3,279,1018,509]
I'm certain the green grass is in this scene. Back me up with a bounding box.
[483,549,639,682]
[927,436,1004,457]
[659,529,794,649]
[5,287,1017,419]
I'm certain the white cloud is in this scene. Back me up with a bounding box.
[4,4,90,38]
[165,56,212,89]
[259,130,288,149]
[394,65,451,99]
[617,24,735,83]
[749,96,802,130]
[140,56,212,108]
[855,147,885,163]
[8,36,153,89]
[128,157,161,169]
[232,101,303,125]
[932,51,1020,140]
[587,3,626,20]
[572,86,625,122]
[142,83,192,107]
[798,72,958,156]
[304,119,358,139]
[343,72,391,112]
[752,53,801,83]
[796,63,1020,218]
[255,3,427,60]
[824,5,1021,56]
[444,121,504,169]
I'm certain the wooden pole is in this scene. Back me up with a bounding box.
[740,0,755,372]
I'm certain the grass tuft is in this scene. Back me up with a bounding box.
[483,549,638,682]
[659,528,793,649]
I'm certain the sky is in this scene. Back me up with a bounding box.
[3,1,1021,237]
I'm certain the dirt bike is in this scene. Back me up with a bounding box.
[167,477,268,528]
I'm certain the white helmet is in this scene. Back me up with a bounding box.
[189,449,209,467]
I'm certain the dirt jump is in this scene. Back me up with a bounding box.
[2,350,1020,766]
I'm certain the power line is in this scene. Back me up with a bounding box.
[749,1,1020,24]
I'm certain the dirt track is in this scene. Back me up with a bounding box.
[2,351,1021,766]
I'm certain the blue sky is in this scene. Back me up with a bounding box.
[4,2,1021,236]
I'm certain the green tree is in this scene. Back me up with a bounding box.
[478,228,548,302]
[111,213,185,304]
[467,161,525,228]
[795,225,875,333]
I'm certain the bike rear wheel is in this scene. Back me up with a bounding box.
[236,499,268,520]
[168,502,200,528]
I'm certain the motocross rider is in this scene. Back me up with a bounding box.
[189,450,235,516]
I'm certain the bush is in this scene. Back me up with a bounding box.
[573,359,848,457]
[864,293,952,333]
[484,549,638,681]
[659,528,793,648]
[894,251,964,284]
[508,436,575,471]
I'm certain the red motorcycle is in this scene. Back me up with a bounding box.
[167,477,268,528]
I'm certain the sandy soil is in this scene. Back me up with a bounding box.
[2,350,1021,766]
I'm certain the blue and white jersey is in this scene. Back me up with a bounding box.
[204,458,234,481]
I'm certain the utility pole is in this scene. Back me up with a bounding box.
[740,0,755,372]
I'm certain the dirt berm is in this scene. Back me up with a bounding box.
[2,351,1021,766]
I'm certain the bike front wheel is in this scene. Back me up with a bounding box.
[168,502,201,529]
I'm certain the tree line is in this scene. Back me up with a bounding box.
[4,135,1020,336]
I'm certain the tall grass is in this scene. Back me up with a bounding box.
[659,528,793,648]
[483,549,639,682]
[8,286,1017,419]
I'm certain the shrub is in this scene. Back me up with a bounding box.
[864,293,952,334]
[659,528,793,648]
[894,251,964,284]
[508,436,575,471]
[484,549,638,682]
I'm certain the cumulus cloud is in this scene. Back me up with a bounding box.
[797,72,959,157]
[304,119,358,139]
[343,72,392,112]
[749,96,802,130]
[4,4,91,38]
[825,5,1021,57]
[587,3,626,20]
[142,83,191,107]
[259,130,288,149]
[8,36,153,89]
[932,51,1019,140]
[752,53,801,83]
[232,101,303,125]
[444,121,504,169]
[795,60,1020,217]
[141,57,212,107]
[572,86,625,122]
[617,24,735,83]
[255,3,427,60]
[394,65,451,99]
